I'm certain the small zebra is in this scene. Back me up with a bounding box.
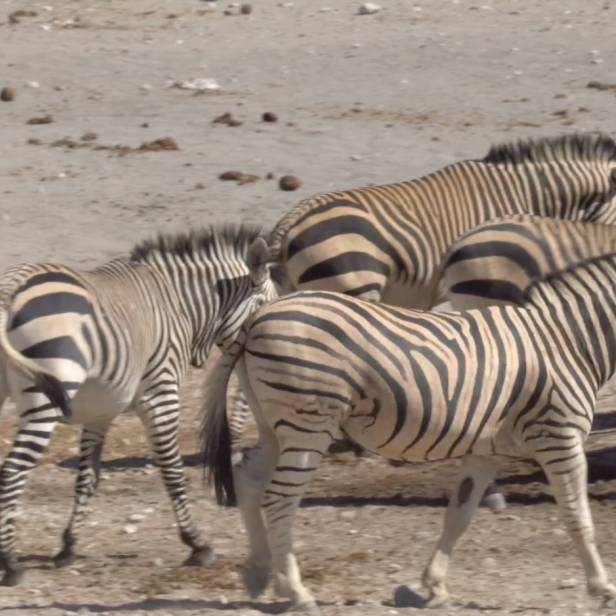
[201,265,616,611]
[268,133,616,306]
[439,213,616,310]
[0,223,276,587]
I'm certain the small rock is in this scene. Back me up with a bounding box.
[279,175,301,191]
[220,170,245,181]
[80,132,98,141]
[558,578,578,589]
[26,81,40,88]
[153,558,164,567]
[0,87,15,102]
[262,111,278,123]
[500,514,520,522]
[552,528,567,537]
[143,507,155,514]
[348,529,358,535]
[26,114,54,125]
[358,3,381,15]
[339,510,356,520]
[123,524,138,535]
[240,3,252,14]
[220,595,229,604]
[350,154,362,161]
[266,172,275,180]
[127,513,146,523]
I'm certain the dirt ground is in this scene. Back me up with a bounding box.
[3,0,616,615]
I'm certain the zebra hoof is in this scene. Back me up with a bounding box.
[1,567,25,587]
[183,546,216,568]
[53,549,76,569]
[243,562,271,598]
[480,492,507,511]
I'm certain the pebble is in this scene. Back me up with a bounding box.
[262,111,278,123]
[348,529,358,535]
[350,154,362,161]
[0,87,15,102]
[143,507,155,514]
[339,510,356,520]
[358,3,381,14]
[127,513,146,523]
[123,524,138,534]
[153,558,164,567]
[558,578,578,589]
[279,175,301,191]
[26,81,40,88]
[552,528,567,537]
[240,3,252,14]
[500,514,520,522]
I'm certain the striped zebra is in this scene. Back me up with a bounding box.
[268,132,616,306]
[439,213,616,310]
[201,263,616,611]
[0,223,276,587]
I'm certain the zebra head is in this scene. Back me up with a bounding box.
[211,236,278,357]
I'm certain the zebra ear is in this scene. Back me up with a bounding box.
[246,237,269,286]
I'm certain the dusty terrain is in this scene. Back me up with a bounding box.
[3,0,616,615]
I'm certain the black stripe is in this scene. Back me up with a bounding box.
[21,336,86,369]
[11,292,91,330]
[299,252,390,287]
[450,280,525,305]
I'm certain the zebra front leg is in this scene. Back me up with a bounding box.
[137,385,215,568]
[262,432,334,612]
[0,407,60,586]
[534,440,616,607]
[421,455,497,608]
[54,423,109,568]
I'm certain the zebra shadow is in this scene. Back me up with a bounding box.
[0,598,332,614]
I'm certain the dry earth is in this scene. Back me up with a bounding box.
[2,0,616,615]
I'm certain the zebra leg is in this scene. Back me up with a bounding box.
[0,392,62,586]
[535,442,616,606]
[421,455,497,608]
[262,433,334,612]
[226,373,252,450]
[479,482,507,510]
[137,384,215,568]
[54,423,109,568]
[233,436,279,599]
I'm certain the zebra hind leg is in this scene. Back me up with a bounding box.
[534,439,616,607]
[233,433,279,599]
[261,429,335,612]
[421,455,497,608]
[54,423,109,568]
[137,384,215,568]
[0,391,65,586]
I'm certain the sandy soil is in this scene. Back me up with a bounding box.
[3,0,616,615]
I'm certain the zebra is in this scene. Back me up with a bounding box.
[0,223,277,587]
[201,263,616,611]
[266,132,616,500]
[439,213,616,311]
[267,133,616,307]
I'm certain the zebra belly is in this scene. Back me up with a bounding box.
[341,396,501,463]
[67,379,135,425]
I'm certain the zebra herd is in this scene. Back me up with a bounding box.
[2,132,616,610]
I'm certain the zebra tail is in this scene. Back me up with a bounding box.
[200,329,247,508]
[0,302,72,419]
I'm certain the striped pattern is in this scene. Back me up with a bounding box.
[439,213,616,310]
[201,253,616,609]
[268,133,616,308]
[0,224,276,586]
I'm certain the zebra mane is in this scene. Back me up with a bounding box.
[129,222,267,263]
[522,250,616,304]
[482,132,616,166]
